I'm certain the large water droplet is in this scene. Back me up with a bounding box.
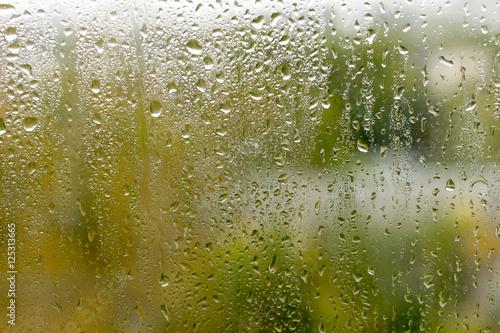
[91,79,100,93]
[0,4,15,15]
[186,40,202,55]
[357,139,369,153]
[23,117,38,131]
[380,146,388,158]
[159,273,169,287]
[439,56,453,67]
[160,304,171,321]
[252,15,265,29]
[445,179,455,191]
[5,27,16,42]
[220,101,231,114]
[150,100,162,117]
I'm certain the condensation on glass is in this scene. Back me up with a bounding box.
[0,0,499,332]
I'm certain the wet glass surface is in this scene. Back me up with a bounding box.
[0,0,499,331]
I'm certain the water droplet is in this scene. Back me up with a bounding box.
[398,45,408,55]
[270,12,282,27]
[159,273,169,287]
[181,124,190,139]
[150,100,162,117]
[91,79,100,93]
[8,41,19,54]
[203,56,214,69]
[251,15,265,29]
[23,117,38,131]
[445,179,455,191]
[160,304,171,320]
[167,82,177,93]
[249,90,262,101]
[274,153,285,166]
[88,230,96,242]
[281,139,292,151]
[96,39,104,53]
[52,301,62,313]
[20,64,32,76]
[186,40,203,55]
[5,27,16,42]
[219,101,231,114]
[0,4,15,15]
[279,35,290,45]
[278,173,290,183]
[215,124,227,136]
[357,139,369,153]
[77,298,84,310]
[439,56,453,67]
[380,146,388,158]
[0,117,6,135]
[27,161,36,174]
[281,64,291,80]
[424,278,435,289]
[269,254,277,273]
[196,79,206,92]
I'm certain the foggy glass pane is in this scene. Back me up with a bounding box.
[0,0,499,331]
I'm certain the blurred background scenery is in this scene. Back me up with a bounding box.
[0,0,499,331]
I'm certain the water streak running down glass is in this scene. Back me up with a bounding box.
[0,0,499,331]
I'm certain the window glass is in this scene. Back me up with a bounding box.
[0,0,499,331]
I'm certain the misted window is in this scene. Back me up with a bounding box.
[0,0,499,332]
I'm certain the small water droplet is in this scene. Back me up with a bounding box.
[0,117,6,134]
[439,56,453,67]
[88,230,96,242]
[398,45,408,55]
[77,297,84,310]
